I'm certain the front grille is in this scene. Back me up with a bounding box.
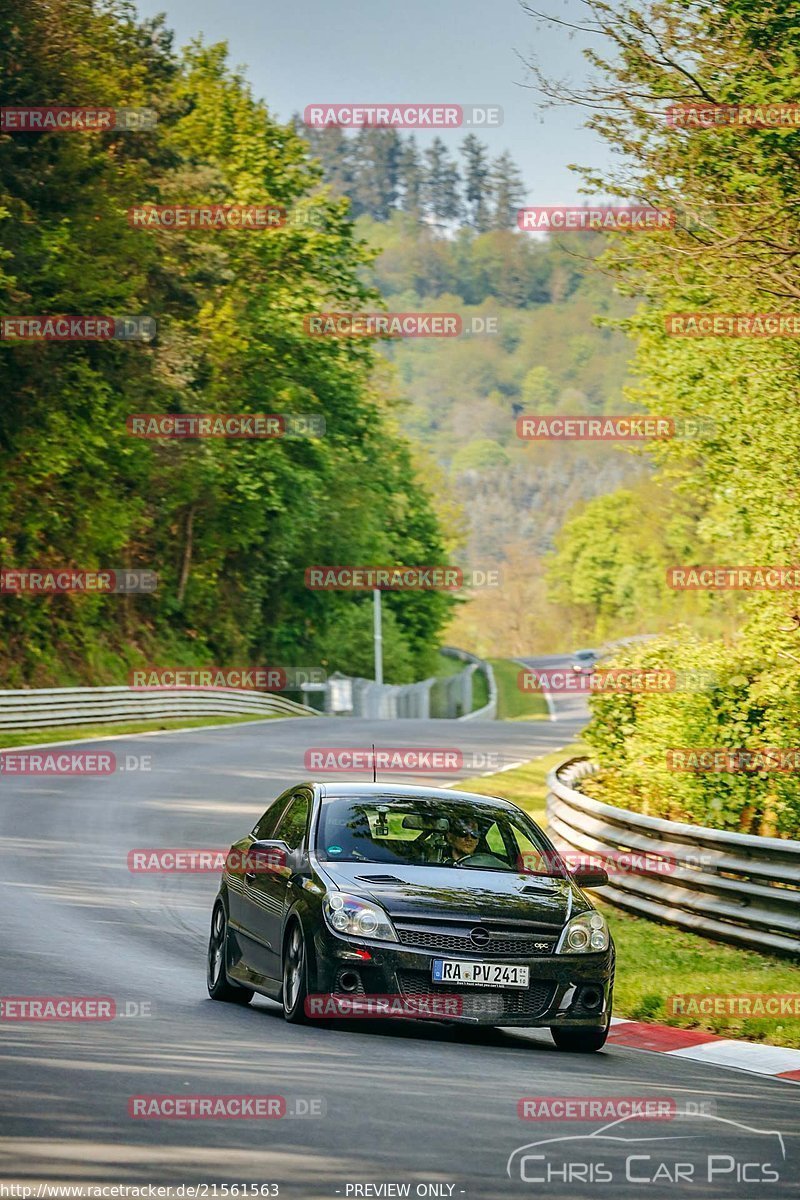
[397,970,555,1019]
[396,926,556,957]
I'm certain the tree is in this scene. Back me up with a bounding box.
[350,127,401,220]
[0,2,454,685]
[460,135,492,231]
[488,151,526,230]
[397,136,424,216]
[423,138,462,226]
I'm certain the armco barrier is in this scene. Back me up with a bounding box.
[440,646,497,720]
[0,685,317,730]
[324,650,496,720]
[547,757,800,958]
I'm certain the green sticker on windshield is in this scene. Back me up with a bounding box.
[327,845,342,854]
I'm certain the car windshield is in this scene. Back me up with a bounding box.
[315,795,563,874]
[574,650,595,660]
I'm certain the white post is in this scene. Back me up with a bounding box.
[373,588,384,686]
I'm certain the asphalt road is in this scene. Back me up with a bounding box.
[1,715,797,1199]
[516,653,592,724]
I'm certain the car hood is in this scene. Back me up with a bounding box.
[317,861,575,928]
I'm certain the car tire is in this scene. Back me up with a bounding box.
[207,900,253,1005]
[282,920,310,1023]
[550,1023,609,1052]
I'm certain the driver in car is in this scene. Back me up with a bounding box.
[442,817,481,864]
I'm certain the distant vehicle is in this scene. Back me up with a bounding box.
[207,782,614,1051]
[571,649,598,675]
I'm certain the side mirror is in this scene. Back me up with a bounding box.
[571,867,609,889]
[244,839,293,877]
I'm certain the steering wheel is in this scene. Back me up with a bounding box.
[456,852,509,869]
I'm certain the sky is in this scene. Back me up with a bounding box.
[131,0,615,205]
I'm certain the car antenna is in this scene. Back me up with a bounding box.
[372,743,377,783]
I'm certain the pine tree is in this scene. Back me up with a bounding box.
[461,135,491,231]
[350,127,401,220]
[301,125,355,200]
[423,138,462,226]
[489,151,526,230]
[397,136,423,216]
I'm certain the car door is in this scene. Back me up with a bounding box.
[229,788,293,976]
[241,788,312,983]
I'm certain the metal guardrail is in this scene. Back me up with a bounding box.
[0,686,317,730]
[324,649,497,720]
[547,757,800,958]
[440,647,497,720]
[338,675,439,720]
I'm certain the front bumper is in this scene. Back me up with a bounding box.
[312,925,614,1027]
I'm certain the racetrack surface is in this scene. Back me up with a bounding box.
[1,716,797,1199]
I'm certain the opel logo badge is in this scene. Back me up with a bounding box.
[470,926,491,948]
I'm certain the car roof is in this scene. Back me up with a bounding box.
[306,781,507,804]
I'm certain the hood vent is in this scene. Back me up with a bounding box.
[354,874,404,885]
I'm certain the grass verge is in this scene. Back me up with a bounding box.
[462,745,800,1049]
[0,713,287,749]
[488,657,548,720]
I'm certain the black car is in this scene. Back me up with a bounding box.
[207,782,614,1051]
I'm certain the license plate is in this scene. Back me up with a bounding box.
[432,959,530,988]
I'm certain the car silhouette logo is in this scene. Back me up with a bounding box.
[506,1111,786,1182]
[470,926,491,947]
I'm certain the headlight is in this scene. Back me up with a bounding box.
[556,911,608,954]
[322,891,398,942]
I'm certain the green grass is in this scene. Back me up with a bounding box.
[462,742,587,823]
[431,651,489,715]
[488,657,549,720]
[460,745,800,1049]
[434,651,468,679]
[0,712,287,749]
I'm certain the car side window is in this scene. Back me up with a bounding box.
[510,825,548,873]
[273,792,310,850]
[252,792,291,840]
